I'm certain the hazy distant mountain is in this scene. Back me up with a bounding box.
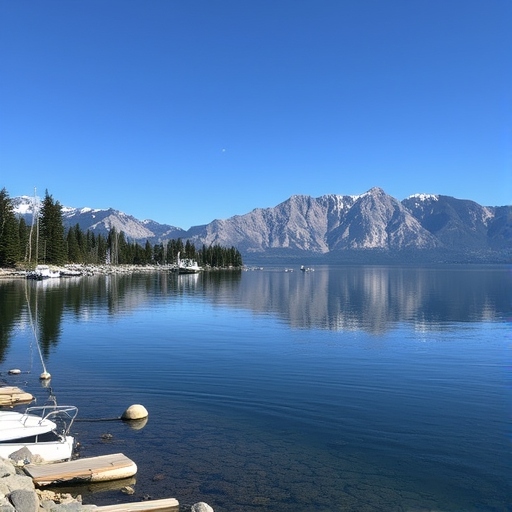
[12,196,186,242]
[12,188,511,262]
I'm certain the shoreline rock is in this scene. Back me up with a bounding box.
[1,458,214,511]
[0,458,92,511]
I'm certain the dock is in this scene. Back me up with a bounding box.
[95,498,179,511]
[0,386,33,406]
[24,453,137,487]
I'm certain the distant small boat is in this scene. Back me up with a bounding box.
[300,265,314,272]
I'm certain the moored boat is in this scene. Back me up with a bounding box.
[172,252,202,274]
[0,405,78,463]
[27,265,61,280]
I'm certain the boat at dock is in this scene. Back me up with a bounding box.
[0,405,78,463]
[172,252,202,274]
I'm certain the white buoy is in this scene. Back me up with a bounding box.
[39,371,51,380]
[8,369,21,375]
[121,404,149,421]
[192,503,214,512]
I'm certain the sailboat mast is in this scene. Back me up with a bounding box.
[35,191,39,265]
[27,188,37,265]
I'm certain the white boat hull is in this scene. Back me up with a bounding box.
[174,252,202,274]
[177,267,201,274]
[0,405,78,463]
[0,435,74,463]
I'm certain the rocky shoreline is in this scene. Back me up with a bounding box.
[0,457,95,511]
[0,263,242,279]
[0,457,215,512]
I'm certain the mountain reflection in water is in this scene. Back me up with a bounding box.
[0,265,510,512]
[1,266,509,356]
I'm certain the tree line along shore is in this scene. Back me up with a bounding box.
[0,188,243,270]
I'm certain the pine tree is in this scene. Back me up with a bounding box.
[39,190,66,264]
[66,225,81,262]
[153,242,164,264]
[144,240,153,264]
[0,188,21,267]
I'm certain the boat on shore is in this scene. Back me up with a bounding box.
[0,405,78,463]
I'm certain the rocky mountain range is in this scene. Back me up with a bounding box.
[12,187,511,263]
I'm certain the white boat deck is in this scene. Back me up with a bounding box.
[0,411,56,441]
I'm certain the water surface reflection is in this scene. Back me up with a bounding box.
[0,266,510,512]
[1,266,510,356]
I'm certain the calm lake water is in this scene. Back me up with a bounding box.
[0,265,511,512]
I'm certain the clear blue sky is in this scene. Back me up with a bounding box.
[1,0,510,228]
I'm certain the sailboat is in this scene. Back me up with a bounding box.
[24,189,61,280]
[0,281,79,464]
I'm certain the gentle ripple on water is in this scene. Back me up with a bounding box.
[0,266,511,511]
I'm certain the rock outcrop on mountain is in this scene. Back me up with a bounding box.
[402,194,512,251]
[12,188,511,262]
[327,188,439,250]
[185,188,440,253]
[181,188,511,261]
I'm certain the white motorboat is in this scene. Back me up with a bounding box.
[177,259,202,274]
[0,405,78,463]
[27,265,61,280]
[173,252,202,274]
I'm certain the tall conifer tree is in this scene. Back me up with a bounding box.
[0,188,21,267]
[39,190,66,264]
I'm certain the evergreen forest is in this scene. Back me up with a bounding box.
[0,188,243,269]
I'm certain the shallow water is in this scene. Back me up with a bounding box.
[1,265,511,511]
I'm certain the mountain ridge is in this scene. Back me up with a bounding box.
[12,188,512,262]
